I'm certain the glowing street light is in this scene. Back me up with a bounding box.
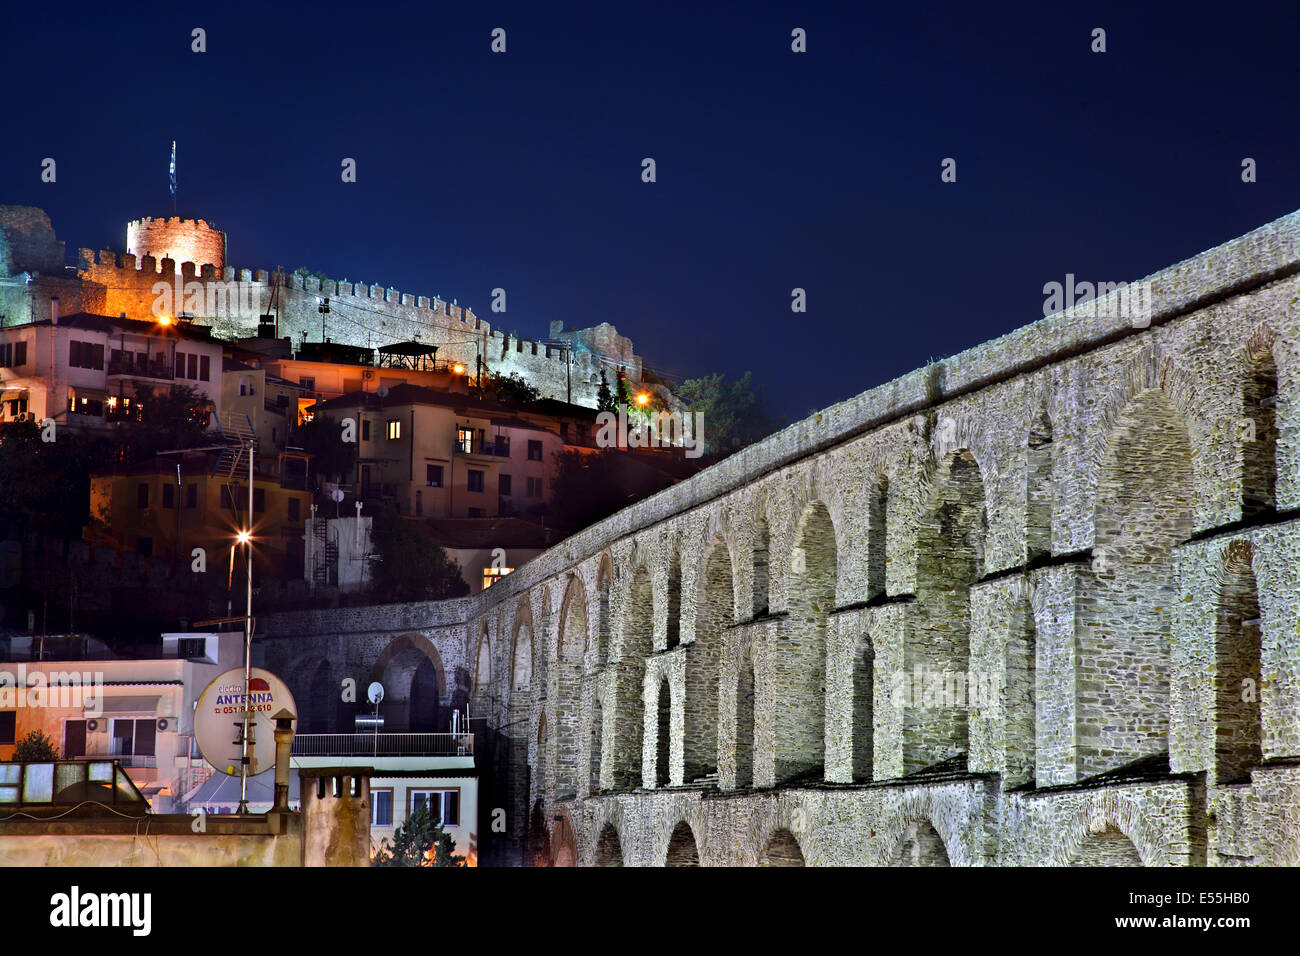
[453,363,466,375]
[157,314,172,326]
[635,392,650,406]
[236,529,252,546]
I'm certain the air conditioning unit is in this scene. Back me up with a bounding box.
[157,718,172,732]
[86,719,99,732]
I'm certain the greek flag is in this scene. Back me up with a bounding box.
[169,141,176,196]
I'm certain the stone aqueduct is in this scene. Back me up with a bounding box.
[264,211,1300,866]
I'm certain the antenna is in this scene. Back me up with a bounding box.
[367,682,384,756]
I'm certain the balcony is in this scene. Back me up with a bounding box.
[455,439,509,458]
[107,356,174,381]
[292,733,474,757]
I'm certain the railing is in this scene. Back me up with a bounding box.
[292,733,474,757]
[107,356,174,380]
[105,752,158,769]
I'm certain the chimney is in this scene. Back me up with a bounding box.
[50,297,59,324]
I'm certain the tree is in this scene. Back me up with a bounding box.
[11,730,58,761]
[481,370,540,405]
[674,371,781,456]
[546,449,678,532]
[372,804,467,867]
[122,383,213,461]
[295,414,358,483]
[596,370,615,413]
[0,417,112,539]
[368,505,470,602]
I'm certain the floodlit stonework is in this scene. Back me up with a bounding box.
[262,209,1300,866]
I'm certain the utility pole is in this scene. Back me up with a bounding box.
[238,439,255,814]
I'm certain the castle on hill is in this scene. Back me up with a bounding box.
[0,205,642,408]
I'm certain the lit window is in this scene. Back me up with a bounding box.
[483,567,514,590]
[457,427,474,453]
[387,419,401,440]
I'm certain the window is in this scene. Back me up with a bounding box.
[0,341,26,368]
[175,352,186,378]
[288,497,300,522]
[137,483,149,508]
[185,354,197,380]
[7,398,27,419]
[387,419,401,440]
[200,355,211,382]
[528,440,543,461]
[252,488,266,513]
[426,464,444,487]
[162,484,176,508]
[495,435,510,456]
[185,484,198,509]
[0,711,14,746]
[498,474,512,496]
[362,419,370,441]
[111,718,156,758]
[527,476,543,497]
[457,427,474,453]
[299,376,315,391]
[409,789,459,826]
[467,469,484,493]
[372,789,393,827]
[68,340,104,370]
[177,638,207,659]
[483,567,514,590]
[68,390,104,417]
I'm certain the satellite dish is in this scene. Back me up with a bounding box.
[367,682,385,705]
[331,488,345,503]
[193,668,297,777]
[376,385,389,398]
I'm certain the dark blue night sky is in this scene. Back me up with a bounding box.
[5,1,1298,420]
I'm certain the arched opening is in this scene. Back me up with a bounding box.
[526,800,549,867]
[474,626,491,699]
[779,500,835,782]
[512,621,533,690]
[1243,349,1278,518]
[760,828,805,866]
[1027,406,1054,560]
[373,636,446,733]
[1215,544,1262,784]
[664,821,699,866]
[867,477,888,598]
[686,538,733,784]
[1083,390,1193,777]
[552,818,577,867]
[752,517,770,618]
[303,659,332,732]
[655,676,672,788]
[890,820,950,866]
[594,823,624,866]
[1068,824,1143,866]
[908,450,985,772]
[556,579,587,800]
[589,693,605,793]
[852,641,873,781]
[665,551,682,650]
